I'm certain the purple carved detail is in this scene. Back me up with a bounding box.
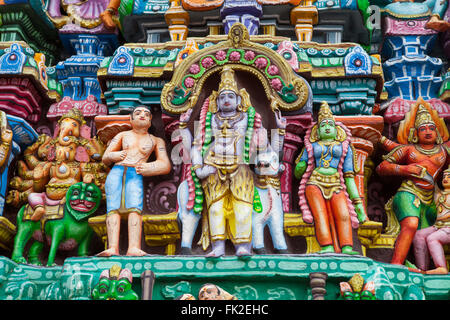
[384,17,438,36]
[35,125,53,137]
[145,165,182,214]
[366,182,388,225]
[59,23,116,35]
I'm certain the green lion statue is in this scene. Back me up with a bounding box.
[11,182,102,266]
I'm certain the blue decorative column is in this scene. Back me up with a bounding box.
[380,16,450,125]
[221,0,263,36]
[47,35,112,132]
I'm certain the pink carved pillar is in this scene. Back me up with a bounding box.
[281,113,313,212]
[335,116,384,211]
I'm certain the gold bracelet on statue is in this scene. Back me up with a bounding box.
[179,122,188,129]
[352,197,363,205]
[278,128,286,136]
[191,164,201,171]
[343,172,355,179]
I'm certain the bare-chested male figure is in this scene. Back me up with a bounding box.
[97,106,172,256]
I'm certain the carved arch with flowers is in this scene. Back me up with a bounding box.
[161,23,310,115]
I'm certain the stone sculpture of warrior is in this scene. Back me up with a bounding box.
[377,101,450,268]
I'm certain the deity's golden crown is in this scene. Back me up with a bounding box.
[414,104,435,128]
[218,66,239,94]
[58,107,86,126]
[318,101,335,124]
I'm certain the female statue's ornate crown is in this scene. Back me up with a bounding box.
[309,101,348,143]
[58,107,86,126]
[218,66,239,94]
[414,104,435,128]
[318,101,335,124]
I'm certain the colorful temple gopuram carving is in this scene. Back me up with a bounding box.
[0,0,448,303]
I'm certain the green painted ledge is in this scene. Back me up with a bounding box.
[0,255,448,300]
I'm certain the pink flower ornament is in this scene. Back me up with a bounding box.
[244,51,256,61]
[229,51,241,61]
[270,78,283,91]
[201,57,215,69]
[184,77,195,88]
[255,57,268,69]
[215,50,227,61]
[189,64,200,74]
[268,65,279,76]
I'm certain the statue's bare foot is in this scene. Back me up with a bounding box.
[206,240,225,257]
[100,10,116,29]
[96,248,120,257]
[425,267,448,275]
[426,16,450,32]
[407,267,424,273]
[31,207,45,221]
[206,249,224,257]
[126,247,148,256]
[235,243,251,256]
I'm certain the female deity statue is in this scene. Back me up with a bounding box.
[376,100,450,267]
[294,102,367,255]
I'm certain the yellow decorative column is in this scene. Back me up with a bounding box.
[290,0,318,42]
[165,0,190,41]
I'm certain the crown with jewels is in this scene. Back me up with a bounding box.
[218,66,239,94]
[317,101,335,124]
[414,104,435,128]
[58,107,86,126]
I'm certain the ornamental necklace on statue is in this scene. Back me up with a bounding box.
[414,144,442,156]
[318,141,335,168]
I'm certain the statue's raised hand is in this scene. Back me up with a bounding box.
[274,109,286,129]
[180,108,193,125]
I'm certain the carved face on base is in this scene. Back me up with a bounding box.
[198,284,222,300]
[66,182,102,221]
[92,266,138,300]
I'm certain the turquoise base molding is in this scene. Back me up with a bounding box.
[0,254,448,300]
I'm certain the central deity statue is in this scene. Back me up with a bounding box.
[179,66,260,257]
